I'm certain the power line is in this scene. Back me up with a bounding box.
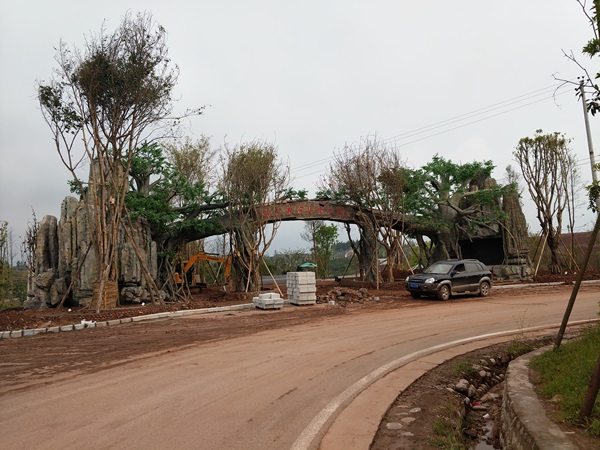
[293,83,576,181]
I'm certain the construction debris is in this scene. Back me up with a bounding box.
[317,287,374,306]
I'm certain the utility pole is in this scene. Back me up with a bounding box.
[554,81,600,351]
[580,79,599,194]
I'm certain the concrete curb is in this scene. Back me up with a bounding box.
[0,303,256,339]
[500,345,579,450]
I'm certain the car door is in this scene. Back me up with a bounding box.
[451,263,470,293]
[464,261,481,292]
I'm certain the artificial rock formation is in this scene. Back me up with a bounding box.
[26,196,158,309]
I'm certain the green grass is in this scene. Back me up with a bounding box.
[507,338,536,358]
[451,360,478,378]
[429,401,468,449]
[529,324,600,436]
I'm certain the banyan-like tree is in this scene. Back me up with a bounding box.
[320,135,507,272]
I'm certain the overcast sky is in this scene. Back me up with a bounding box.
[0,1,598,256]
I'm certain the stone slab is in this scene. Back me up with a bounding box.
[253,297,284,309]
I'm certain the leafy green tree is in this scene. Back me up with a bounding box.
[263,248,310,275]
[406,155,505,262]
[301,220,324,265]
[314,223,339,278]
[163,136,217,207]
[320,138,504,268]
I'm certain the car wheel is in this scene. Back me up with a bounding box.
[437,284,450,301]
[410,292,421,299]
[479,281,491,297]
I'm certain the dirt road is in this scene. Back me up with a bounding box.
[0,284,598,449]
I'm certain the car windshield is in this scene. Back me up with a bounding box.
[423,262,454,275]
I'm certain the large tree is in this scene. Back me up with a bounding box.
[321,145,504,268]
[38,13,200,309]
[163,136,217,207]
[221,141,290,292]
[514,130,577,273]
[314,223,339,278]
[406,155,504,263]
[319,136,409,281]
[301,220,324,265]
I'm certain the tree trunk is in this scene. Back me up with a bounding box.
[385,253,395,282]
[547,232,562,274]
[359,225,378,282]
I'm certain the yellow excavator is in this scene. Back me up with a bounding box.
[173,253,232,286]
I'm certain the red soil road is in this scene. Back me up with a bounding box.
[0,284,598,449]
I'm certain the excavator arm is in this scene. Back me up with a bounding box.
[173,253,232,285]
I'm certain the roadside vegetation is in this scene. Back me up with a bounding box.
[530,323,600,436]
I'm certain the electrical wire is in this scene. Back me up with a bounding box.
[292,82,583,181]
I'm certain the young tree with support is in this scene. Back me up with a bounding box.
[38,12,201,311]
[221,141,290,293]
[514,130,578,274]
[319,136,409,282]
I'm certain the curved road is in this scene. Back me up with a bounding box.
[1,286,598,449]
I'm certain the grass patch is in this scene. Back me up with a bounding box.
[506,338,535,357]
[529,324,600,436]
[429,401,468,449]
[451,360,478,378]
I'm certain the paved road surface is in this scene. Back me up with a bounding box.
[1,287,597,449]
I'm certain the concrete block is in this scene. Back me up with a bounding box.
[290,299,316,306]
[73,323,85,330]
[95,321,108,327]
[22,329,35,337]
[253,297,284,309]
[60,325,74,332]
[47,326,60,333]
[120,317,133,323]
[32,328,48,335]
[0,330,12,339]
[107,319,121,326]
[258,292,281,300]
[10,330,23,338]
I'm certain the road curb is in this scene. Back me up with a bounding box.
[314,320,598,450]
[0,303,256,339]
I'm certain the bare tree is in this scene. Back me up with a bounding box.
[320,136,408,281]
[514,130,577,273]
[221,140,290,292]
[558,1,600,115]
[38,12,198,310]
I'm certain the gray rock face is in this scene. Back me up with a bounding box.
[29,196,160,309]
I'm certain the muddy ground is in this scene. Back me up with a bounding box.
[1,274,598,448]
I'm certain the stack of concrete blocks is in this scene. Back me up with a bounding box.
[253,292,284,310]
[286,271,317,305]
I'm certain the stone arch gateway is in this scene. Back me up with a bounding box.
[29,193,530,308]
